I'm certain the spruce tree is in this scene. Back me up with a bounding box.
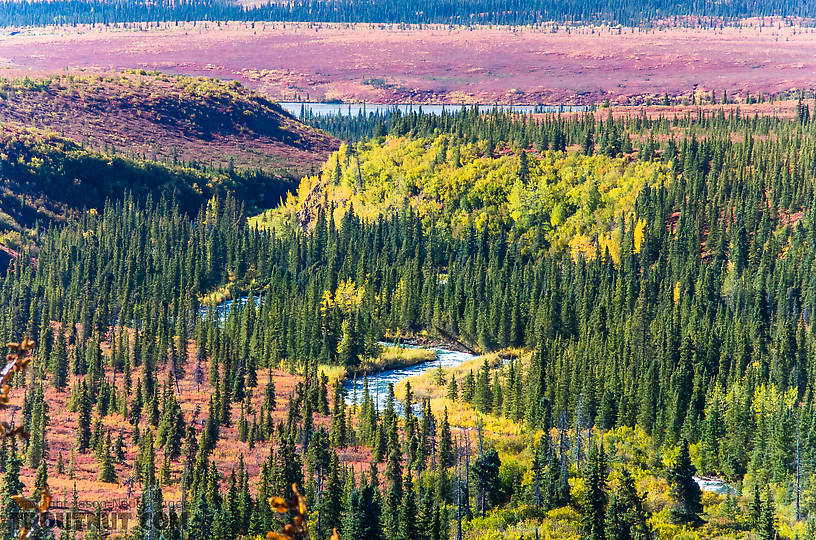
[583,443,609,540]
[544,451,569,510]
[50,327,68,389]
[397,472,419,540]
[157,386,184,459]
[474,359,492,413]
[446,375,458,401]
[609,469,651,540]
[26,385,47,468]
[114,429,126,462]
[756,491,777,540]
[32,457,48,502]
[342,488,364,540]
[264,376,276,411]
[189,491,213,539]
[750,483,762,528]
[0,450,23,540]
[321,451,343,535]
[98,432,118,483]
[330,383,347,449]
[438,408,454,469]
[470,449,501,516]
[462,370,475,403]
[531,437,544,508]
[667,440,703,526]
[384,445,403,537]
[76,382,92,453]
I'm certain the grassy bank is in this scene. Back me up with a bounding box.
[319,345,438,382]
[354,345,437,374]
[396,349,526,401]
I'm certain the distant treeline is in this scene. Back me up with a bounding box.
[2,0,816,28]
[298,105,586,142]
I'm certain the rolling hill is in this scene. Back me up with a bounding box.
[0,123,290,229]
[0,71,339,262]
[255,134,671,261]
[0,71,338,176]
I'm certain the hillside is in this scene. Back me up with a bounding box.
[256,134,671,261]
[0,106,815,539]
[0,72,338,176]
[0,124,303,242]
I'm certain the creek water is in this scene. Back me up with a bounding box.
[693,476,736,495]
[343,342,476,412]
[203,300,476,412]
[203,300,474,397]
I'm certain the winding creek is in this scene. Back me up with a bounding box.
[343,342,476,412]
[208,299,736,492]
[205,300,477,413]
[340,341,736,493]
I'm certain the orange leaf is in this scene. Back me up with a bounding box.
[12,496,35,510]
[38,491,51,513]
[293,483,307,515]
[268,497,288,513]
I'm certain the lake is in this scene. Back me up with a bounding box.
[280,102,587,117]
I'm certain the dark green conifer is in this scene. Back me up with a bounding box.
[667,440,703,526]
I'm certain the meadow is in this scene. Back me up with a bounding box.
[0,21,815,105]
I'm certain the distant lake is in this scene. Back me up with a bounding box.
[280,102,587,117]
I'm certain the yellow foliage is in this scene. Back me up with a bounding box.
[598,230,621,264]
[317,364,346,382]
[651,516,701,540]
[333,279,365,313]
[358,345,436,372]
[255,134,671,261]
[633,217,647,253]
[320,279,365,317]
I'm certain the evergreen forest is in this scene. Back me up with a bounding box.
[2,98,816,540]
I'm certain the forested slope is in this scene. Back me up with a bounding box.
[0,72,339,256]
[262,133,669,261]
[0,105,815,539]
[0,124,298,235]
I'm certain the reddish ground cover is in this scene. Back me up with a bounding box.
[5,340,372,517]
[0,72,338,177]
[0,21,815,104]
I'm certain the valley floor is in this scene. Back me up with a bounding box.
[1,20,816,105]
